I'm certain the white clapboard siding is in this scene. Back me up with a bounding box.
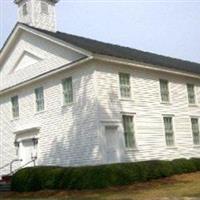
[95,60,200,162]
[1,54,200,175]
[0,61,101,176]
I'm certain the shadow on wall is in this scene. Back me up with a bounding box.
[40,69,100,167]
[39,68,138,167]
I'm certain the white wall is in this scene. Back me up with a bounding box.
[95,60,200,163]
[0,61,101,176]
[1,54,200,176]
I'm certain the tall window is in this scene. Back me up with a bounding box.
[11,96,19,118]
[119,73,131,98]
[41,2,48,14]
[160,79,169,102]
[163,116,174,146]
[187,84,196,104]
[62,77,73,105]
[22,3,28,16]
[35,87,44,112]
[122,115,135,148]
[191,118,200,145]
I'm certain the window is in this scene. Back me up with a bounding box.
[187,84,196,104]
[62,77,73,105]
[160,79,169,102]
[11,96,19,118]
[122,115,135,148]
[163,116,174,146]
[191,118,200,145]
[119,73,131,98]
[35,87,44,112]
[22,3,28,16]
[41,2,48,14]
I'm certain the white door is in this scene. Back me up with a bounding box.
[104,126,121,164]
[19,140,35,167]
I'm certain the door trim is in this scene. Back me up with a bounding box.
[100,121,124,164]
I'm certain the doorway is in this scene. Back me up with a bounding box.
[104,126,121,164]
[19,139,37,167]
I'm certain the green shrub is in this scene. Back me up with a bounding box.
[11,158,200,192]
[172,158,196,174]
[190,158,200,171]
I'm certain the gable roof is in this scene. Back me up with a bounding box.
[1,23,200,75]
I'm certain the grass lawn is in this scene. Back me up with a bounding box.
[1,172,200,200]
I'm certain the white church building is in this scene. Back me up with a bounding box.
[0,0,200,176]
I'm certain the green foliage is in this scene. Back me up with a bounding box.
[11,158,200,192]
[171,158,197,174]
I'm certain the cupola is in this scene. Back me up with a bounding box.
[14,0,59,32]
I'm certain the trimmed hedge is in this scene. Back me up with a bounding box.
[11,158,200,192]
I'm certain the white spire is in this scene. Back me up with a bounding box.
[14,0,59,32]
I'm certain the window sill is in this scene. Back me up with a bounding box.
[62,102,74,108]
[193,145,200,148]
[188,104,198,107]
[160,101,171,105]
[125,148,138,152]
[34,110,46,115]
[11,117,20,122]
[166,146,177,150]
[119,98,134,102]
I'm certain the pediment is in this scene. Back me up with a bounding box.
[12,51,42,72]
[0,24,87,79]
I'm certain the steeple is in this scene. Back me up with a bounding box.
[14,0,59,32]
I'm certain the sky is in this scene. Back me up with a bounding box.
[0,0,200,63]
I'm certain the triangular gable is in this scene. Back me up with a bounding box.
[0,23,92,92]
[12,51,42,72]
[0,23,91,67]
[0,23,90,76]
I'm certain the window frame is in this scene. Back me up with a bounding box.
[119,72,131,99]
[122,114,136,149]
[191,117,200,146]
[163,115,175,147]
[11,95,19,119]
[159,79,170,103]
[22,3,28,16]
[40,1,49,15]
[35,87,45,112]
[62,77,73,106]
[187,83,196,105]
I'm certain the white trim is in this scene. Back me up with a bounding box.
[100,120,121,125]
[0,26,22,62]
[61,76,74,107]
[20,25,92,56]
[186,83,198,107]
[162,115,176,147]
[121,111,136,115]
[162,114,175,117]
[34,86,45,113]
[190,117,200,146]
[14,126,40,135]
[0,24,92,64]
[159,79,171,104]
[121,113,137,150]
[0,56,92,96]
[118,72,133,101]
[94,54,200,80]
[10,50,43,74]
[10,95,20,120]
[100,120,123,164]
